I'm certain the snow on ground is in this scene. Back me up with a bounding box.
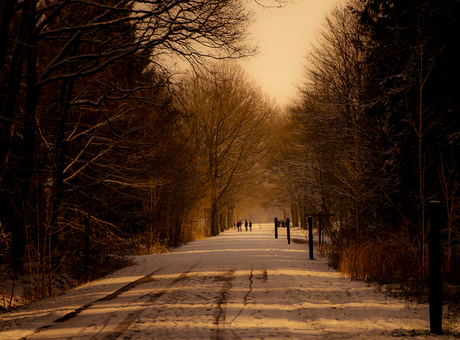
[0,223,459,339]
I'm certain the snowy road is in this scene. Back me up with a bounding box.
[1,224,459,339]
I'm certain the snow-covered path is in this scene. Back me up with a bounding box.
[1,224,459,339]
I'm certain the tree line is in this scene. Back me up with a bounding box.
[0,0,275,305]
[269,0,460,305]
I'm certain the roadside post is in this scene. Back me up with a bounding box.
[318,211,322,245]
[308,216,313,260]
[274,217,278,239]
[311,211,334,246]
[287,217,290,244]
[428,200,443,335]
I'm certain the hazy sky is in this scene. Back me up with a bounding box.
[241,0,342,106]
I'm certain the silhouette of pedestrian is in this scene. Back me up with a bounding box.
[249,220,252,231]
[245,219,248,231]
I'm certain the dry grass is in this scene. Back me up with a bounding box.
[291,238,308,244]
[338,242,422,283]
[334,239,460,311]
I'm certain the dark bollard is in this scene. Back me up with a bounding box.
[308,216,314,260]
[428,200,443,335]
[318,211,322,245]
[274,217,278,239]
[287,217,290,244]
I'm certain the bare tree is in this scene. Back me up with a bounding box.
[0,0,255,299]
[178,61,274,236]
[1,0,255,182]
[292,4,380,238]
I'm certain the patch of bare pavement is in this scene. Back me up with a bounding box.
[2,224,459,339]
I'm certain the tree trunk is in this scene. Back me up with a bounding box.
[0,0,18,87]
[5,0,36,274]
[0,0,34,183]
[211,201,219,236]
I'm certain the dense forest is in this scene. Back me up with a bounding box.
[0,0,275,305]
[1,0,459,311]
[269,0,460,308]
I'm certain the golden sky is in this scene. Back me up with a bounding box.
[241,0,342,106]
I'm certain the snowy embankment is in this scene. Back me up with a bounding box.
[0,224,459,339]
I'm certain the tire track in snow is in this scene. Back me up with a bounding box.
[97,258,203,340]
[228,268,255,325]
[53,267,165,324]
[226,269,269,340]
[21,259,203,340]
[213,269,236,340]
[22,266,165,339]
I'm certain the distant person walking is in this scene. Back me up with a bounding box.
[249,220,252,231]
[245,219,248,231]
[237,220,241,231]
